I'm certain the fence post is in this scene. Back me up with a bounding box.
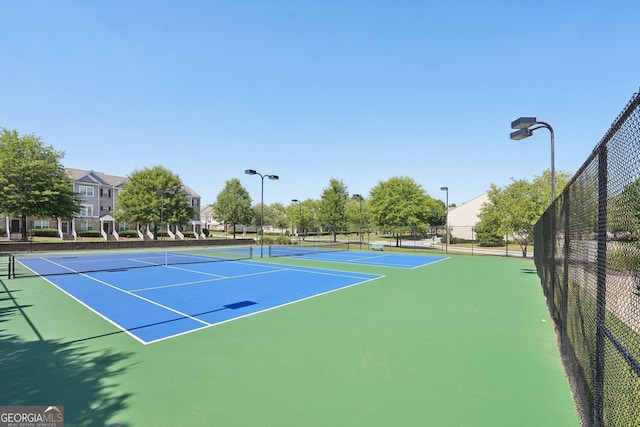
[593,144,608,427]
[562,191,570,348]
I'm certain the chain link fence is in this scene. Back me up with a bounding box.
[534,90,640,426]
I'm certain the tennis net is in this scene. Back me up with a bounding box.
[268,242,349,258]
[9,245,253,279]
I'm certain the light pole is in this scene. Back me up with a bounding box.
[245,169,279,258]
[352,194,363,249]
[157,189,175,246]
[510,117,556,201]
[292,199,302,245]
[440,186,449,254]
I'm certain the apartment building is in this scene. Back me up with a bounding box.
[3,168,204,240]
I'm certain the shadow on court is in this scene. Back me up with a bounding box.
[67,300,258,344]
[0,277,133,426]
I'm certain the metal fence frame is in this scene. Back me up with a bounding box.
[534,90,640,427]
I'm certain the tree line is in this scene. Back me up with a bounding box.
[1,128,574,253]
[212,176,446,246]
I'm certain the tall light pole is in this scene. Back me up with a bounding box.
[440,186,449,254]
[245,169,279,258]
[510,117,556,201]
[157,189,175,246]
[291,199,302,245]
[352,194,363,249]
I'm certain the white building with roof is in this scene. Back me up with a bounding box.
[446,193,488,241]
[4,168,204,241]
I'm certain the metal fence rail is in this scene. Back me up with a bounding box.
[534,90,640,427]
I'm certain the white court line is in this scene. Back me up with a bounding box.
[145,275,384,345]
[37,258,214,328]
[130,267,288,292]
[28,257,385,345]
[291,252,449,269]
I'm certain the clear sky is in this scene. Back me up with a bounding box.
[2,1,639,207]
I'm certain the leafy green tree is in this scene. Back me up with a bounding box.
[347,195,370,242]
[306,199,322,235]
[115,166,195,236]
[369,177,436,246]
[212,178,252,239]
[609,178,640,240]
[0,128,82,240]
[426,197,446,227]
[475,189,505,246]
[288,199,318,238]
[319,178,349,242]
[270,203,289,235]
[477,169,571,256]
[254,202,288,236]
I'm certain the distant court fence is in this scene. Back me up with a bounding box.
[534,90,640,426]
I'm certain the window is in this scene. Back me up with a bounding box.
[79,204,94,217]
[79,221,93,231]
[119,223,129,231]
[34,220,50,229]
[78,185,95,197]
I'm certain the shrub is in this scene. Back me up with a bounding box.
[118,229,139,238]
[449,236,467,244]
[608,243,640,272]
[77,230,101,238]
[202,229,210,237]
[182,230,195,238]
[477,231,504,247]
[29,228,59,237]
[275,235,292,245]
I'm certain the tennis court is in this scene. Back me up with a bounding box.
[10,248,382,344]
[268,244,448,268]
[0,251,579,426]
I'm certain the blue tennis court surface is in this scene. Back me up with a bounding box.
[272,249,448,268]
[27,259,381,344]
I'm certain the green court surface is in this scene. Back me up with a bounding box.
[0,254,579,426]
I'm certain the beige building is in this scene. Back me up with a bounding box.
[446,193,488,241]
[4,168,204,241]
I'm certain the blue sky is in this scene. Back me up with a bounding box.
[2,1,639,207]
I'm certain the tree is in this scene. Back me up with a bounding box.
[212,178,252,239]
[346,195,370,243]
[269,202,288,235]
[0,128,82,240]
[477,169,571,257]
[318,178,349,242]
[288,199,317,239]
[369,177,436,246]
[115,166,195,236]
[610,178,640,240]
[475,187,506,247]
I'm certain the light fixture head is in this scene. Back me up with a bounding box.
[292,199,299,203]
[268,175,279,180]
[440,186,448,191]
[245,169,257,175]
[510,128,533,141]
[511,117,537,130]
